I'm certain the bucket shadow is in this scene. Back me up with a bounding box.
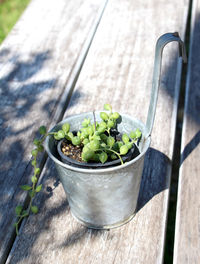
[136,147,170,212]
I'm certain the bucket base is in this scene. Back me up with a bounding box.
[70,210,136,230]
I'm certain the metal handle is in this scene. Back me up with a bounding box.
[145,32,187,137]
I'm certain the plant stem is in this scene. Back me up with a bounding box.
[108,149,124,165]
[93,111,96,131]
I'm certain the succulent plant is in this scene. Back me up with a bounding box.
[53,104,141,165]
[14,104,141,235]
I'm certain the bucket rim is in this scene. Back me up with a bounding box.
[45,112,151,174]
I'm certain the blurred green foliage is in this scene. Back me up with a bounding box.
[0,0,30,44]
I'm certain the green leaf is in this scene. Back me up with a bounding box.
[33,139,40,146]
[111,154,117,160]
[99,152,108,164]
[130,129,142,140]
[120,145,128,155]
[93,154,100,162]
[101,142,107,148]
[107,136,115,148]
[93,135,101,141]
[83,138,89,145]
[89,140,100,151]
[36,184,42,192]
[22,210,29,217]
[31,206,38,214]
[82,118,90,127]
[86,126,93,136]
[100,134,108,143]
[135,128,142,139]
[20,185,32,191]
[112,142,119,151]
[81,127,89,137]
[111,112,120,119]
[62,123,70,134]
[72,136,81,146]
[67,132,74,140]
[129,131,136,139]
[31,175,38,184]
[31,149,38,157]
[31,160,36,167]
[29,190,35,198]
[57,130,65,139]
[82,144,90,153]
[37,145,44,152]
[81,150,94,162]
[107,120,115,128]
[39,126,46,135]
[126,142,133,150]
[104,103,112,111]
[34,168,40,175]
[100,112,109,121]
[117,141,123,149]
[122,134,130,144]
[15,205,23,216]
[54,133,61,140]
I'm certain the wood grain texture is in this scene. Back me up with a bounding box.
[173,0,200,263]
[0,0,106,262]
[6,0,189,264]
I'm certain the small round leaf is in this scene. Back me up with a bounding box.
[31,149,38,157]
[20,185,32,191]
[31,206,38,214]
[31,160,36,167]
[99,152,108,164]
[39,126,46,135]
[72,136,81,146]
[81,150,94,162]
[57,130,65,139]
[135,128,142,139]
[111,154,117,160]
[31,175,38,184]
[112,112,120,119]
[122,134,130,144]
[107,120,115,128]
[100,112,109,121]
[62,123,70,134]
[120,145,128,155]
[36,184,42,192]
[15,205,23,216]
[33,139,40,146]
[107,136,115,147]
[35,168,40,175]
[90,140,100,151]
[104,104,112,111]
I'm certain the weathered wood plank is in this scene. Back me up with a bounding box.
[0,0,107,262]
[7,0,189,263]
[173,0,200,263]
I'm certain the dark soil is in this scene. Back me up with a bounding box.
[61,141,83,163]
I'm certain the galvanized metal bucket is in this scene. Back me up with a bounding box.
[45,33,186,229]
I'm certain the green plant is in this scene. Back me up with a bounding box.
[14,104,141,235]
[53,104,141,164]
[14,126,48,235]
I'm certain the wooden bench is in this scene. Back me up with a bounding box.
[0,0,107,262]
[173,0,200,262]
[0,0,189,263]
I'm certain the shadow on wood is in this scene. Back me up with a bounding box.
[137,148,170,212]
